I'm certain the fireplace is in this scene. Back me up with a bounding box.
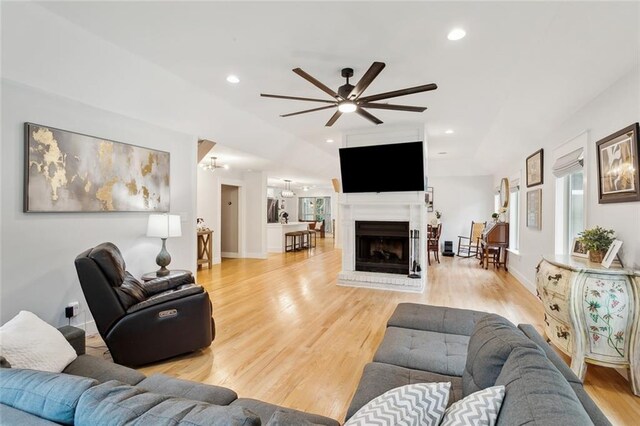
[355,221,410,275]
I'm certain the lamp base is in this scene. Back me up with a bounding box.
[155,238,172,277]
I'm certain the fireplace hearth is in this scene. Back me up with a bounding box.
[355,221,409,275]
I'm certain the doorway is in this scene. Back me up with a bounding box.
[221,184,240,257]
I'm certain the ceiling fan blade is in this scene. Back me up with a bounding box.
[349,62,385,99]
[360,103,427,112]
[260,93,336,104]
[356,107,383,125]
[292,68,341,100]
[358,83,438,103]
[280,105,336,118]
[325,110,343,127]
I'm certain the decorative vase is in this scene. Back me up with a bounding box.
[589,250,605,263]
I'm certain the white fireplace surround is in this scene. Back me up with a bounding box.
[338,192,426,292]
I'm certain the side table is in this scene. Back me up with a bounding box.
[197,230,213,269]
[141,269,192,282]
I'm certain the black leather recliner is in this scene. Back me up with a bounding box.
[74,242,214,366]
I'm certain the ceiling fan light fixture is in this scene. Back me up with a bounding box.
[337,101,357,113]
[447,28,466,41]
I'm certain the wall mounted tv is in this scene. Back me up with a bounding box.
[339,141,425,193]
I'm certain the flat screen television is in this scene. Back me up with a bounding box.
[339,141,425,193]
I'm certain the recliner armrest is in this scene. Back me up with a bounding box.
[128,284,203,313]
[141,272,195,296]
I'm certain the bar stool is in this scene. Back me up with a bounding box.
[305,229,316,249]
[294,231,307,250]
[285,231,298,252]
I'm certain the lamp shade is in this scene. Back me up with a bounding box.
[147,214,182,238]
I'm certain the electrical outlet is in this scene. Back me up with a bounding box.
[68,302,80,317]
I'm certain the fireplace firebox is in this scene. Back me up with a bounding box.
[355,221,410,275]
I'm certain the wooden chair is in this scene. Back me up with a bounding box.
[427,223,442,265]
[457,221,485,258]
[308,220,325,238]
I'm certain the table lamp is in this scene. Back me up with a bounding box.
[147,214,182,277]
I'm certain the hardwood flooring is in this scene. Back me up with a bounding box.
[87,238,640,424]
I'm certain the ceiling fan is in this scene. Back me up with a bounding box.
[261,62,437,127]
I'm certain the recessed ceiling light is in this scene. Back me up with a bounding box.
[303,186,309,191]
[445,129,454,134]
[447,28,466,41]
[438,151,448,155]
[226,74,240,84]
[223,164,230,170]
[326,139,334,143]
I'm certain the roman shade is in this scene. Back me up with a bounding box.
[552,148,584,178]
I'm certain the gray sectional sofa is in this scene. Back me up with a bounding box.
[1,303,612,425]
[346,303,611,425]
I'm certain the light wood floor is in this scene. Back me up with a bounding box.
[88,238,639,424]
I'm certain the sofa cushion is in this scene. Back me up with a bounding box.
[0,310,78,373]
[230,398,340,426]
[388,303,488,336]
[63,354,145,385]
[462,314,539,396]
[138,374,237,406]
[0,368,97,425]
[345,382,450,426]
[266,409,325,425]
[0,404,59,425]
[441,385,505,426]
[346,362,463,420]
[75,380,260,426]
[517,324,611,426]
[495,346,593,426]
[374,327,469,376]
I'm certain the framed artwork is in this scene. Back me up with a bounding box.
[425,187,434,212]
[526,149,544,187]
[24,123,170,212]
[602,240,623,268]
[571,238,589,259]
[596,123,640,204]
[526,189,542,229]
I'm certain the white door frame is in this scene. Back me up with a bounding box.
[218,179,245,258]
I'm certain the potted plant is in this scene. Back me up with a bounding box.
[435,210,442,223]
[491,212,499,223]
[579,226,615,263]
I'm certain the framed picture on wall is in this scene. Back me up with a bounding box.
[425,187,434,212]
[526,149,544,187]
[596,123,640,204]
[526,189,542,229]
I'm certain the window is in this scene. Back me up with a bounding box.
[553,138,586,254]
[509,190,520,251]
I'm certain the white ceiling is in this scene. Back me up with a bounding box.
[38,1,639,179]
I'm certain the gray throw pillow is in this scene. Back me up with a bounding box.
[0,356,11,368]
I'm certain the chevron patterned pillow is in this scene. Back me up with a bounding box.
[440,385,505,426]
[345,382,451,426]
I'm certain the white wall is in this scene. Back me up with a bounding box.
[502,67,640,292]
[426,176,495,251]
[1,80,197,330]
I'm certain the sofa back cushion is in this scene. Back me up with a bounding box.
[462,314,539,396]
[0,369,97,425]
[75,381,260,426]
[495,346,593,426]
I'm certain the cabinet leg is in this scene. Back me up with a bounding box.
[629,364,640,396]
[570,357,587,382]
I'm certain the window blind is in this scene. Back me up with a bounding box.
[553,148,584,178]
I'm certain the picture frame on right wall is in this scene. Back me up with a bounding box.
[596,122,640,204]
[526,149,544,187]
[526,188,542,230]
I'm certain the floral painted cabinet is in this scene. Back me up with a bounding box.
[536,255,640,396]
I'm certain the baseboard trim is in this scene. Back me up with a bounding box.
[509,267,536,295]
[221,252,240,258]
[245,252,268,259]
